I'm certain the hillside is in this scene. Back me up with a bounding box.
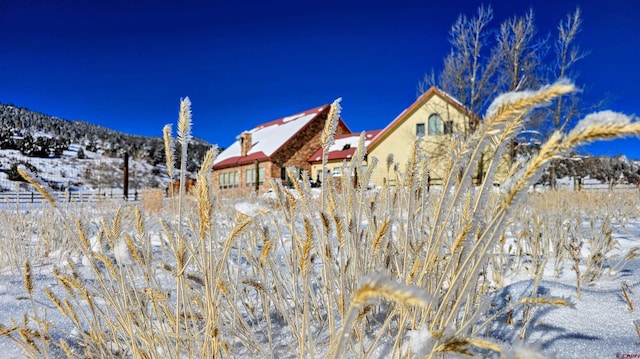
[0,102,215,192]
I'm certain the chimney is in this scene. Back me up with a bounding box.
[240,132,252,157]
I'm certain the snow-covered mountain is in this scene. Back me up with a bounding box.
[0,102,214,193]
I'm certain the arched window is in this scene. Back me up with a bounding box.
[428,113,442,135]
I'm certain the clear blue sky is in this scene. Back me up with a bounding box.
[1,0,638,158]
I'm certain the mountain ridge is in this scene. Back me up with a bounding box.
[0,102,215,193]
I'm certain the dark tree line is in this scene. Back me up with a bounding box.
[538,154,640,188]
[0,103,213,167]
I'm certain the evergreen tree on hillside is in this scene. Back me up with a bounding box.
[0,127,16,149]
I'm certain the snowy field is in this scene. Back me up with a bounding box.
[0,185,638,358]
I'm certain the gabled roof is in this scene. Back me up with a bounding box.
[367,86,475,152]
[308,130,382,163]
[214,104,345,169]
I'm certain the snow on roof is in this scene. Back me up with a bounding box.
[214,104,329,169]
[308,130,382,162]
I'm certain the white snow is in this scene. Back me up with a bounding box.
[1,186,640,357]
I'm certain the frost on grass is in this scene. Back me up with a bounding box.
[572,110,633,133]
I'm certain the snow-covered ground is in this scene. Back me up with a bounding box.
[0,145,168,193]
[0,190,639,358]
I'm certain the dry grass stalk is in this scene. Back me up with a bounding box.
[565,237,583,300]
[17,167,56,207]
[622,282,634,312]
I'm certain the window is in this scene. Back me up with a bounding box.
[416,123,425,137]
[246,167,265,187]
[219,172,228,189]
[428,114,442,135]
[245,169,252,187]
[231,171,238,188]
[444,120,453,135]
[219,171,238,189]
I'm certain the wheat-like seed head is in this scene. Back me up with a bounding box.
[434,337,502,355]
[198,147,218,179]
[76,220,90,249]
[175,241,187,274]
[112,207,122,240]
[63,298,80,326]
[18,328,39,353]
[372,218,390,254]
[484,81,576,133]
[216,278,229,297]
[163,124,175,180]
[196,172,212,239]
[177,96,192,146]
[351,273,432,308]
[53,270,74,296]
[300,238,313,275]
[320,212,331,235]
[22,260,33,296]
[260,240,272,264]
[450,221,473,255]
[124,234,144,265]
[17,167,56,207]
[224,215,253,252]
[91,253,118,278]
[242,279,267,293]
[59,339,73,358]
[333,215,345,248]
[407,259,422,283]
[79,288,94,313]
[135,206,144,236]
[44,288,65,316]
[286,167,306,203]
[518,296,572,307]
[321,98,342,148]
[186,273,205,287]
[562,122,640,152]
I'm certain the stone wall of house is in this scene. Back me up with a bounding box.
[212,161,277,197]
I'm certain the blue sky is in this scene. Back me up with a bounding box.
[1,0,638,158]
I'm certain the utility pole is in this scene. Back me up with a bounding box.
[123,152,129,200]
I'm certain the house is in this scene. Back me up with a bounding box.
[212,104,350,196]
[309,87,507,188]
[367,86,512,187]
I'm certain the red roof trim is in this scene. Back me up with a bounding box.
[213,152,268,170]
